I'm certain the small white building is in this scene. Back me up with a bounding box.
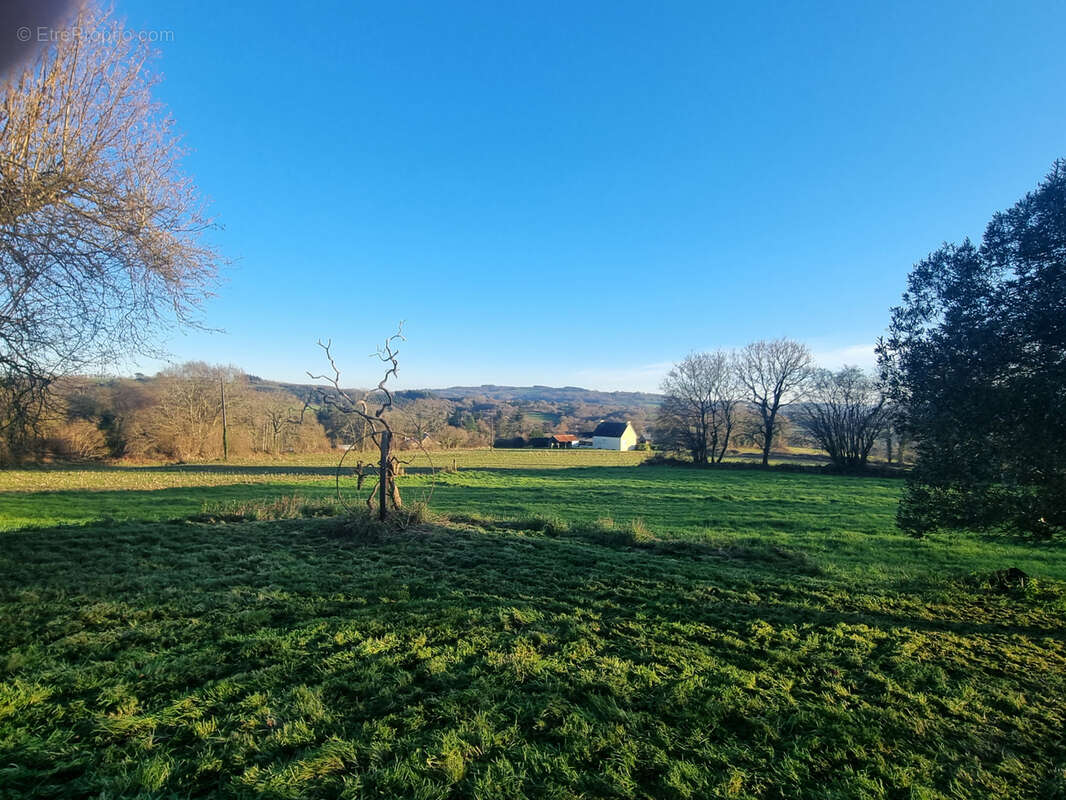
[592,421,638,451]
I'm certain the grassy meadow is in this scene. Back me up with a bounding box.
[1,449,1065,798]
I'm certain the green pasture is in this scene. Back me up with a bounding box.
[1,450,1064,798]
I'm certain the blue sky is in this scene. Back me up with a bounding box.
[116,0,1065,391]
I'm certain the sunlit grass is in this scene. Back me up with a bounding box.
[1,451,1065,797]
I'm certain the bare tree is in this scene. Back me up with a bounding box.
[736,338,813,466]
[0,2,219,460]
[658,351,742,464]
[0,365,49,459]
[800,366,891,470]
[308,325,431,522]
[397,397,449,444]
[152,363,242,461]
[263,400,295,456]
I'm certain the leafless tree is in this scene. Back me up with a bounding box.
[398,397,449,443]
[262,400,297,456]
[308,324,432,523]
[658,351,742,464]
[0,364,49,459]
[0,1,219,460]
[800,366,891,470]
[152,363,241,461]
[736,338,813,466]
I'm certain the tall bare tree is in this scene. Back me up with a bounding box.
[800,366,890,470]
[262,398,297,456]
[658,351,742,464]
[309,325,413,522]
[736,338,813,466]
[0,2,219,460]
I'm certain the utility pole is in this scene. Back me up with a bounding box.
[220,376,229,461]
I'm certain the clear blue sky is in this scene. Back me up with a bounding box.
[118,0,1065,392]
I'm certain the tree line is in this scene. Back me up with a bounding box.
[37,365,328,462]
[656,339,899,471]
[30,365,660,462]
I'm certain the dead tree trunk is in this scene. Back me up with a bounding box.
[309,324,419,523]
[378,430,391,521]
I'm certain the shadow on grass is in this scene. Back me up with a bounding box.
[3,516,1060,645]
[0,483,341,529]
[26,462,350,477]
[3,517,1065,797]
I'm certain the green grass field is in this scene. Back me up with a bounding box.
[1,450,1065,798]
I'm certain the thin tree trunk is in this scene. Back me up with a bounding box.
[378,430,390,521]
[718,419,733,463]
[220,378,228,461]
[761,409,774,466]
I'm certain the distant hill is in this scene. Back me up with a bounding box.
[264,378,662,411]
[431,385,663,410]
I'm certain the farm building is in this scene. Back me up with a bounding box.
[592,421,638,451]
[551,434,579,448]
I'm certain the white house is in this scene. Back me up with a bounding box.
[592,421,638,451]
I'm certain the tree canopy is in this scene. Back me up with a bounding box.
[879,159,1066,535]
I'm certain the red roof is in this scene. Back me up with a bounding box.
[552,434,579,442]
